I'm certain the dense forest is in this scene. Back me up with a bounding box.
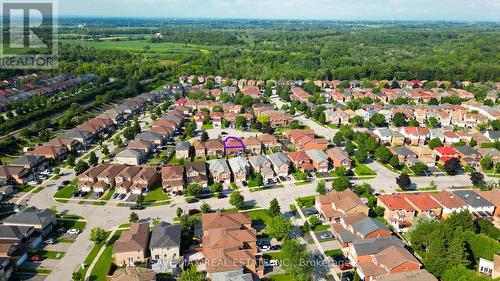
[57,19,500,82]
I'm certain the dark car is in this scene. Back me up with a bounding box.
[129,205,145,210]
[221,131,228,135]
[62,180,70,185]
[188,209,200,215]
[270,245,281,251]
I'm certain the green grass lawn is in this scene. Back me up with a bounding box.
[16,268,52,274]
[247,209,273,226]
[74,232,111,278]
[89,230,123,281]
[353,161,377,176]
[201,124,213,130]
[144,185,169,203]
[54,179,77,199]
[296,195,315,208]
[60,39,218,61]
[312,224,330,232]
[56,219,87,231]
[262,251,285,261]
[325,249,343,256]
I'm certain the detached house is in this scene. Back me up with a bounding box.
[398,127,430,145]
[268,152,291,177]
[207,159,231,184]
[430,191,467,218]
[228,157,250,183]
[377,194,416,232]
[327,148,352,169]
[175,141,191,160]
[161,165,184,194]
[316,189,369,222]
[113,223,150,266]
[150,222,181,274]
[248,155,275,181]
[185,162,208,188]
[2,208,56,236]
[114,149,145,166]
[26,145,68,162]
[305,150,329,172]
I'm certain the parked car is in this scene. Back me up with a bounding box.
[62,180,70,185]
[320,233,333,240]
[339,263,353,271]
[258,245,271,252]
[270,245,281,251]
[30,255,41,262]
[27,181,38,186]
[66,229,80,235]
[119,194,127,200]
[112,193,119,200]
[44,239,54,245]
[304,208,317,215]
[263,260,279,267]
[129,205,145,210]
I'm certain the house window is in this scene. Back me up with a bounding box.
[155,255,159,259]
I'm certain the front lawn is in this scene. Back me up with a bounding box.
[325,249,343,256]
[74,232,111,278]
[312,224,330,232]
[144,185,169,203]
[247,209,273,226]
[265,274,294,281]
[296,195,315,208]
[54,179,77,199]
[89,230,123,281]
[56,219,87,231]
[201,124,213,130]
[353,161,376,176]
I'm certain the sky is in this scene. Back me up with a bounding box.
[59,0,500,21]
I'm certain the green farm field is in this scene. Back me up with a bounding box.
[59,39,218,61]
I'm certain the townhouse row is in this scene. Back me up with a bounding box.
[378,189,499,232]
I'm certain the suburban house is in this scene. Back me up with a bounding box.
[201,212,263,279]
[2,208,56,236]
[26,145,68,162]
[268,152,291,177]
[348,236,405,267]
[398,127,430,145]
[316,189,369,222]
[193,140,206,158]
[243,137,262,155]
[430,191,467,218]
[452,190,495,218]
[205,139,225,157]
[149,222,181,274]
[113,222,151,266]
[327,148,352,169]
[288,151,314,173]
[248,155,275,181]
[9,155,48,176]
[0,166,32,185]
[455,146,481,168]
[136,132,165,146]
[477,190,500,218]
[114,166,143,194]
[377,194,416,232]
[130,167,159,195]
[175,141,191,159]
[356,246,422,281]
[0,225,43,249]
[207,159,231,184]
[127,140,155,155]
[63,130,93,145]
[228,157,251,183]
[185,162,208,188]
[290,86,310,102]
[258,134,280,149]
[408,146,435,166]
[93,164,126,193]
[377,270,437,281]
[305,149,329,172]
[45,136,80,151]
[389,146,417,165]
[78,164,111,192]
[161,165,184,194]
[402,193,442,220]
[331,214,392,247]
[114,149,145,166]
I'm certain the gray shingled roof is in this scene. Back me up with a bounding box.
[452,190,495,208]
[351,217,389,237]
[207,159,230,175]
[2,208,55,228]
[268,152,290,167]
[149,222,181,249]
[352,236,405,256]
[248,155,270,168]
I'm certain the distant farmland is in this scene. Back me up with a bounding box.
[59,39,217,61]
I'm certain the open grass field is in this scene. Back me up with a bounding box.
[60,39,219,61]
[89,230,123,281]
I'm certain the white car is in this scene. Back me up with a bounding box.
[27,181,38,186]
[320,233,333,240]
[258,245,271,252]
[264,260,279,267]
[66,229,80,235]
[44,239,54,245]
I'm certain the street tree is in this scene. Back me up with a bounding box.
[229,191,245,209]
[186,184,203,198]
[396,173,412,190]
[88,152,98,166]
[74,160,89,175]
[428,138,443,150]
[89,227,107,245]
[444,158,461,175]
[470,171,485,187]
[266,215,292,241]
[200,202,211,213]
[268,198,281,217]
[316,180,327,195]
[333,176,350,191]
[129,212,139,223]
